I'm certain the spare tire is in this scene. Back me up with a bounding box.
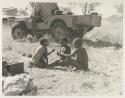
[11,23,27,40]
[50,20,68,41]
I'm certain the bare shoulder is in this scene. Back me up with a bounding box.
[36,46,45,53]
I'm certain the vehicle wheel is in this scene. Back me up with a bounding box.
[87,26,94,32]
[11,25,27,40]
[50,21,67,41]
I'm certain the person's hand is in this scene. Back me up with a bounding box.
[51,49,55,53]
[57,51,60,56]
[67,55,71,57]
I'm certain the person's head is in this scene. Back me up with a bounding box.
[60,37,69,46]
[73,38,82,48]
[40,38,49,46]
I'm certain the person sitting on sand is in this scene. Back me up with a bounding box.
[32,38,55,68]
[57,37,71,66]
[69,38,89,71]
[50,37,71,66]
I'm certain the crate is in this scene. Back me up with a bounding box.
[2,60,7,76]
[6,62,24,75]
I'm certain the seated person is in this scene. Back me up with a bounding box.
[57,37,71,65]
[50,37,71,66]
[69,38,89,71]
[32,38,55,68]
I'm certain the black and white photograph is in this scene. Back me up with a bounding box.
[1,0,124,96]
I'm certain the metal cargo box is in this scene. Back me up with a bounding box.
[73,15,101,26]
[6,62,24,75]
[91,15,101,26]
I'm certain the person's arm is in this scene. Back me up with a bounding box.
[59,47,70,57]
[46,57,48,65]
[47,49,55,56]
[60,52,70,57]
[59,49,77,57]
[70,49,77,57]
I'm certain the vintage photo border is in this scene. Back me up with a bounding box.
[0,0,124,97]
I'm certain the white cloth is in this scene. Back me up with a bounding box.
[2,74,33,96]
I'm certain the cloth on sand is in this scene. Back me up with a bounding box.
[2,73,33,96]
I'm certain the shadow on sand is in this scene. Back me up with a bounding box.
[83,39,122,49]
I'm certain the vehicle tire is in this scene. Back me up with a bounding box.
[68,26,93,41]
[11,24,27,40]
[50,20,67,41]
[87,26,94,32]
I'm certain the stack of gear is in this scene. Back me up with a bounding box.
[2,74,33,96]
[30,2,59,22]
[2,60,24,76]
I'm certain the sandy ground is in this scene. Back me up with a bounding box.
[21,47,122,96]
[2,22,123,96]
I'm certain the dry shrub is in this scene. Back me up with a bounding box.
[3,45,12,52]
[27,54,32,58]
[22,53,26,56]
[5,41,38,56]
[84,17,123,46]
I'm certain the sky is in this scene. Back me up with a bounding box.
[1,0,123,18]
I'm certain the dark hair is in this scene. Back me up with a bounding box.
[40,38,48,45]
[73,38,82,48]
[60,37,69,43]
